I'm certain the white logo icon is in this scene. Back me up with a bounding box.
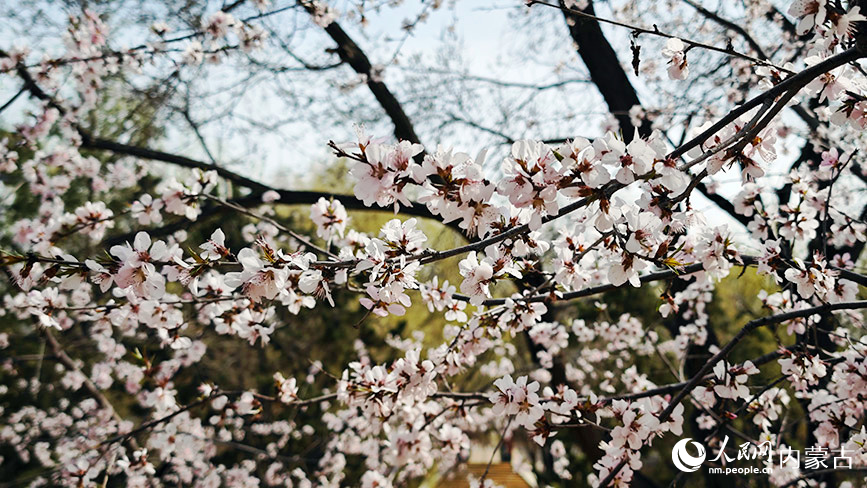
[672,438,706,472]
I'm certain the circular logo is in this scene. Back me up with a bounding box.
[672,438,706,472]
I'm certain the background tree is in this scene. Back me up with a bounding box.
[1,0,867,487]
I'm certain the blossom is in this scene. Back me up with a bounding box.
[624,209,662,254]
[361,471,392,488]
[788,0,828,35]
[551,440,572,479]
[203,11,235,39]
[0,138,19,173]
[130,194,163,225]
[183,41,204,65]
[777,205,819,242]
[234,392,261,415]
[380,217,426,253]
[274,372,299,403]
[359,283,411,317]
[609,400,661,451]
[598,132,655,185]
[783,258,834,299]
[500,299,548,335]
[110,232,168,298]
[559,137,610,189]
[156,327,192,350]
[498,140,562,230]
[652,157,688,193]
[159,178,200,220]
[489,375,544,429]
[415,146,499,236]
[804,56,850,103]
[298,268,336,306]
[27,288,67,329]
[662,38,688,80]
[310,197,348,240]
[438,423,470,460]
[458,251,494,305]
[261,190,280,202]
[308,0,337,27]
[349,139,423,211]
[85,260,114,292]
[224,248,288,302]
[142,386,177,412]
[819,148,841,176]
[608,253,646,288]
[833,7,866,38]
[713,360,759,400]
[279,286,316,313]
[779,353,827,389]
[71,201,115,239]
[199,228,231,261]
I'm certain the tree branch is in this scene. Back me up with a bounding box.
[597,299,867,487]
[301,1,421,146]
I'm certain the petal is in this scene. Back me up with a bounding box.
[134,232,151,251]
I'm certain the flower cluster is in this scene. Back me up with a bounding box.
[2,2,867,487]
